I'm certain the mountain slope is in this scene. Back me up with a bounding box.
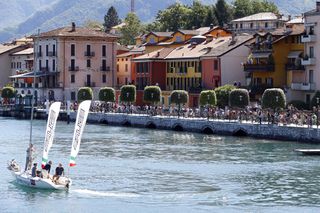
[0,0,315,42]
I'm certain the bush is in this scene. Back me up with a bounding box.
[77,87,93,102]
[120,85,136,103]
[215,84,236,108]
[229,89,249,109]
[199,90,217,107]
[311,91,320,108]
[288,100,309,110]
[1,86,15,99]
[143,86,161,104]
[261,88,286,109]
[99,87,115,103]
[170,90,188,105]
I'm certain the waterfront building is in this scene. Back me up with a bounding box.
[116,46,144,88]
[300,1,320,105]
[243,25,305,99]
[31,23,117,102]
[0,43,31,88]
[231,12,287,33]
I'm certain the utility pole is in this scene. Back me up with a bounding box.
[131,0,135,13]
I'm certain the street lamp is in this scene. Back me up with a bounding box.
[276,95,279,102]
[239,95,243,102]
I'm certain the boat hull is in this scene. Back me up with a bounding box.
[12,171,71,190]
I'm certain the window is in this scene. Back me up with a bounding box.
[46,60,49,70]
[250,23,253,29]
[117,78,120,85]
[71,59,75,68]
[71,44,75,56]
[117,64,119,72]
[102,74,106,83]
[309,70,314,83]
[266,78,273,86]
[176,36,182,42]
[52,59,56,71]
[235,24,238,29]
[310,46,314,58]
[39,60,42,69]
[240,23,243,29]
[102,59,106,69]
[265,22,268,28]
[214,60,218,70]
[53,44,56,56]
[125,64,128,72]
[125,77,128,85]
[71,74,75,83]
[71,92,76,101]
[39,45,42,56]
[150,37,156,44]
[87,59,91,68]
[46,45,49,56]
[102,45,106,57]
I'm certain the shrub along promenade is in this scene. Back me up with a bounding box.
[2,85,320,142]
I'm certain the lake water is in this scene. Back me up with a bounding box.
[1,117,320,212]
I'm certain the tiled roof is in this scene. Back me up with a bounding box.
[117,51,144,58]
[177,30,200,35]
[286,17,304,24]
[0,44,22,55]
[37,26,118,39]
[232,12,281,22]
[149,32,173,37]
[12,48,34,55]
[134,48,175,61]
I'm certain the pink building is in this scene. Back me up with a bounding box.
[32,23,117,102]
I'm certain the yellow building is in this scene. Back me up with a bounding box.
[244,25,305,99]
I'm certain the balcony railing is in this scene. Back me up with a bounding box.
[40,67,49,72]
[84,52,95,57]
[68,66,79,71]
[301,34,316,43]
[85,82,96,87]
[301,58,316,66]
[285,63,305,71]
[291,83,316,91]
[243,64,275,72]
[100,66,110,71]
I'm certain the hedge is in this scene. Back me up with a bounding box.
[199,90,217,107]
[143,86,161,104]
[262,88,286,109]
[229,89,249,109]
[120,85,136,103]
[77,87,93,102]
[99,87,115,103]
[215,84,236,108]
[1,86,15,99]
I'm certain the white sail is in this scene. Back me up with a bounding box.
[69,100,91,167]
[41,102,61,168]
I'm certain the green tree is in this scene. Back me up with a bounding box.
[170,90,189,117]
[120,85,136,103]
[155,3,191,31]
[84,20,104,31]
[199,90,217,107]
[233,0,253,19]
[120,13,142,45]
[103,6,121,32]
[1,86,15,99]
[252,0,278,14]
[143,86,161,105]
[215,0,233,27]
[215,84,236,108]
[99,87,115,103]
[229,89,250,109]
[204,5,218,26]
[187,0,210,29]
[77,87,93,102]
[262,88,286,110]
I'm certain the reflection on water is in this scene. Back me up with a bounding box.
[1,117,320,212]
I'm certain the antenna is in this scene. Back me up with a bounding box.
[131,0,135,13]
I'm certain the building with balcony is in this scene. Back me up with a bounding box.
[31,23,117,102]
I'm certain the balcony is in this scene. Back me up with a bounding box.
[301,34,316,43]
[48,52,56,57]
[100,66,110,72]
[84,52,95,57]
[85,82,96,87]
[243,64,275,72]
[291,83,316,91]
[68,66,79,71]
[301,57,316,66]
[285,63,305,71]
[40,67,49,72]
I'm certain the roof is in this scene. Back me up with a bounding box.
[0,44,23,55]
[12,48,34,56]
[37,26,118,39]
[203,35,253,57]
[134,48,175,61]
[177,30,200,36]
[286,17,304,25]
[147,32,173,38]
[117,51,144,58]
[232,12,282,22]
[111,23,126,29]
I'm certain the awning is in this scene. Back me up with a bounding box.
[287,51,302,59]
[252,52,271,59]
[10,71,56,79]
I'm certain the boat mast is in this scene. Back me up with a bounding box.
[29,29,40,147]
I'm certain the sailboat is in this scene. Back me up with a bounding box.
[8,102,71,190]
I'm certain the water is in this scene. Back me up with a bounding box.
[1,117,320,212]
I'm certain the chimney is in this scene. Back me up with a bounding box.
[210,24,214,29]
[317,1,320,12]
[71,22,76,32]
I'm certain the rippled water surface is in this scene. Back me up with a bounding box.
[1,117,320,212]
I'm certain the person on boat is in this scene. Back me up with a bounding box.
[25,144,35,171]
[53,163,64,183]
[42,161,52,178]
[31,163,37,177]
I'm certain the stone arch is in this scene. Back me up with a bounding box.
[99,119,108,125]
[122,120,132,127]
[201,126,215,135]
[172,123,184,132]
[146,122,157,129]
[233,128,248,137]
